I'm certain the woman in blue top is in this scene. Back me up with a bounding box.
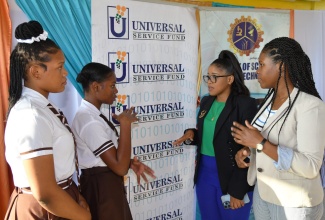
[174,50,257,220]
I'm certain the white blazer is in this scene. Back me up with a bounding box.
[248,87,325,207]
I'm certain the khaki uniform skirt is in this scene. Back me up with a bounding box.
[81,166,132,220]
[5,177,79,220]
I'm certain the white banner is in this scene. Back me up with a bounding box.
[199,7,291,98]
[92,0,199,219]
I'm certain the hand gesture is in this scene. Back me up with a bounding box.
[173,130,194,146]
[230,195,245,209]
[78,193,90,212]
[130,156,156,185]
[235,147,251,168]
[231,120,264,148]
[112,107,138,124]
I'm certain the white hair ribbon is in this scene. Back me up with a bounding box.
[17,31,48,44]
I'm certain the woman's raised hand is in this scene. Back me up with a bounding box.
[173,130,194,146]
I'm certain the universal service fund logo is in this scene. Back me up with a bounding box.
[146,209,183,220]
[133,63,185,83]
[108,51,129,83]
[132,20,185,41]
[133,140,183,162]
[135,102,184,123]
[109,97,184,125]
[107,4,185,41]
[109,94,130,125]
[133,174,183,202]
[107,5,129,39]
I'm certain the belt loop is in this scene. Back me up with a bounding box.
[16,187,22,194]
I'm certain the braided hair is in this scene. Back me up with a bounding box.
[254,37,321,142]
[211,50,250,96]
[8,20,60,114]
[76,62,115,92]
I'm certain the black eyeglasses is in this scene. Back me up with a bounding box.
[202,74,231,83]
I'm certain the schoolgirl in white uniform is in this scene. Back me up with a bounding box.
[72,99,120,169]
[72,62,155,220]
[5,20,90,220]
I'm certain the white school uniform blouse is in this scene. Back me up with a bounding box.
[5,87,75,188]
[71,99,118,169]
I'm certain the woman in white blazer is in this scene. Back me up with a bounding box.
[232,37,325,220]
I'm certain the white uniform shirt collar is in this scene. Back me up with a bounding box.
[81,99,102,115]
[22,87,50,108]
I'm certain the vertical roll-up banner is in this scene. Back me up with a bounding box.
[199,8,291,98]
[92,0,199,219]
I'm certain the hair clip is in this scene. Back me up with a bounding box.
[17,31,48,44]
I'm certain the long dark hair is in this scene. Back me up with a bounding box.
[254,37,321,142]
[211,50,250,96]
[76,62,115,92]
[8,20,60,114]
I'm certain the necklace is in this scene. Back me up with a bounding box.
[208,110,218,121]
[210,108,218,121]
[209,101,225,121]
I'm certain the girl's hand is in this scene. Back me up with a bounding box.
[130,156,156,184]
[231,120,264,148]
[230,195,245,209]
[173,130,194,146]
[78,194,90,212]
[112,107,138,124]
[235,147,251,168]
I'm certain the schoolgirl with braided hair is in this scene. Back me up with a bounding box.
[174,50,257,219]
[5,20,91,219]
[71,62,156,220]
[233,37,325,219]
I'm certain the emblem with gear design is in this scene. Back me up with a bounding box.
[227,16,264,56]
